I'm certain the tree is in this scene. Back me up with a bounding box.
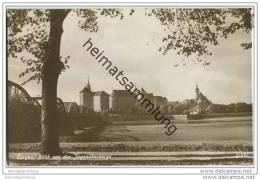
[7,8,253,155]
[148,8,253,65]
[8,92,41,143]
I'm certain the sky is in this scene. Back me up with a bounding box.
[8,9,253,105]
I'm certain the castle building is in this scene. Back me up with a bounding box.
[110,90,136,113]
[94,91,109,112]
[79,78,168,114]
[79,78,93,110]
[79,78,109,112]
[139,87,168,113]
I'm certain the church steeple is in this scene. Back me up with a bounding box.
[86,77,91,91]
[195,83,200,99]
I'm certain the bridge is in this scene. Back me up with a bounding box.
[8,80,68,121]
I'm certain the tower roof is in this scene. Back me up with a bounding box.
[80,77,92,93]
[195,83,200,94]
[80,86,88,93]
[196,83,199,90]
[86,77,91,91]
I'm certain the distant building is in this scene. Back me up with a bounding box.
[79,78,93,110]
[110,90,136,113]
[94,91,109,112]
[139,87,168,114]
[192,84,212,114]
[79,78,109,112]
[79,78,169,114]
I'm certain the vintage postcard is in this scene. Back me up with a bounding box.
[1,0,258,179]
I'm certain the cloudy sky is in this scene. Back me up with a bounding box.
[8,9,252,104]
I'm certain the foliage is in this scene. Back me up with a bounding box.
[148,8,253,65]
[7,9,126,84]
[9,141,253,153]
[168,100,252,114]
[79,110,109,127]
[169,100,196,114]
[7,10,50,84]
[7,8,253,84]
[8,94,41,143]
[206,103,252,114]
[7,93,110,141]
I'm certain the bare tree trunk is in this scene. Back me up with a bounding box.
[41,68,60,155]
[40,10,69,156]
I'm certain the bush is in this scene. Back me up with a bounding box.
[80,111,109,127]
[8,95,41,143]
